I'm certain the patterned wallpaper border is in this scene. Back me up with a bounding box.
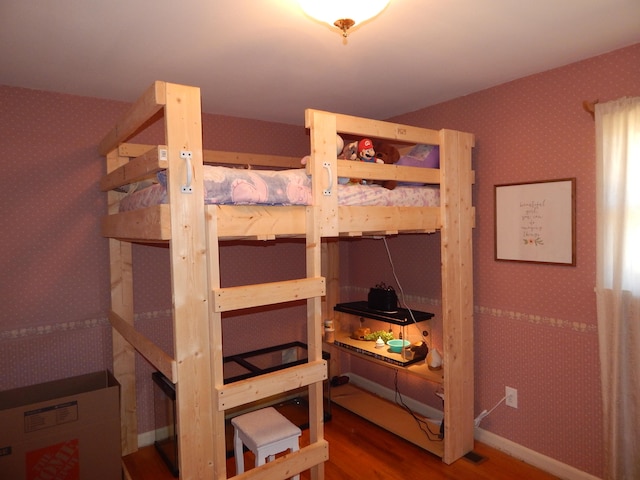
[0,295,596,341]
[0,317,109,340]
[475,305,597,334]
[0,309,173,341]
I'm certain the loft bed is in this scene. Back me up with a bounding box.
[98,81,475,479]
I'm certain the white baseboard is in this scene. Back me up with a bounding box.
[345,373,600,480]
[138,428,166,448]
[474,429,601,480]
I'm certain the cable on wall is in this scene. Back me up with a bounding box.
[381,237,431,345]
[393,370,443,442]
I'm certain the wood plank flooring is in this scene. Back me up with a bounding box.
[123,403,560,480]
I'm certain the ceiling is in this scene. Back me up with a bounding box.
[1,0,639,126]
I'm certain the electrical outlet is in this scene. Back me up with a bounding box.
[505,386,518,408]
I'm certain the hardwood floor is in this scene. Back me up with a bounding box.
[123,403,560,480]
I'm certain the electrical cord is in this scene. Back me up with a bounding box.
[378,237,442,442]
[381,237,431,344]
[393,370,443,442]
[474,395,507,427]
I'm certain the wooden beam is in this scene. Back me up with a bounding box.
[307,111,339,238]
[331,383,444,458]
[228,441,329,480]
[338,206,441,234]
[439,128,475,464]
[203,150,301,169]
[109,311,177,383]
[106,149,137,456]
[305,159,326,480]
[117,143,302,169]
[101,206,171,241]
[213,277,326,312]
[336,159,440,184]
[99,81,167,156]
[322,239,340,322]
[100,145,168,192]
[163,82,215,479]
[306,108,440,145]
[216,360,328,411]
[211,205,307,240]
[118,143,156,158]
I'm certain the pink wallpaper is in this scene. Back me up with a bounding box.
[0,85,310,432]
[1,87,120,391]
[343,43,640,477]
[1,43,638,479]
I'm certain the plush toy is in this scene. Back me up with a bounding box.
[373,142,400,190]
[301,134,344,167]
[338,138,383,185]
[340,141,358,161]
[358,138,379,163]
[337,140,359,184]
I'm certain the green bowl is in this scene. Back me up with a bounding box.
[387,339,410,353]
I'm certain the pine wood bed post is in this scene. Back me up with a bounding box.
[205,207,226,478]
[306,109,339,480]
[306,213,326,480]
[439,129,475,464]
[163,83,215,479]
[106,150,137,456]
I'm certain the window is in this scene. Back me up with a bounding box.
[596,97,640,294]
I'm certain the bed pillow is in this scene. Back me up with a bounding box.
[157,166,313,205]
[397,144,439,186]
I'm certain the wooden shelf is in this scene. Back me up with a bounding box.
[329,332,443,384]
[330,303,443,384]
[334,301,434,326]
[331,383,444,458]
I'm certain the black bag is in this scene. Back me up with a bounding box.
[367,283,397,311]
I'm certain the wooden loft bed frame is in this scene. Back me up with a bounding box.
[98,81,475,479]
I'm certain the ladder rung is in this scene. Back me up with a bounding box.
[213,277,325,312]
[216,360,327,411]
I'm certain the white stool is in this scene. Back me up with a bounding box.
[231,406,302,480]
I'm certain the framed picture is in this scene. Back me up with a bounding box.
[494,178,576,265]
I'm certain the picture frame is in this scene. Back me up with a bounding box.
[494,178,576,265]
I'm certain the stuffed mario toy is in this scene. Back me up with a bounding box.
[358,138,382,164]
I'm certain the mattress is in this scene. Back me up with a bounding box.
[119,165,439,211]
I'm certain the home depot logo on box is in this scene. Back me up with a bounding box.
[25,439,79,480]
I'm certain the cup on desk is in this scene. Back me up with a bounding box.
[324,327,335,343]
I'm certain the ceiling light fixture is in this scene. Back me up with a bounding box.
[298,0,391,38]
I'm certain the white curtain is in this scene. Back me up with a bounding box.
[595,96,640,480]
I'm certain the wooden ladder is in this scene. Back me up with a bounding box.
[204,204,329,479]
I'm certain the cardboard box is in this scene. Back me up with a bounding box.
[0,371,121,480]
